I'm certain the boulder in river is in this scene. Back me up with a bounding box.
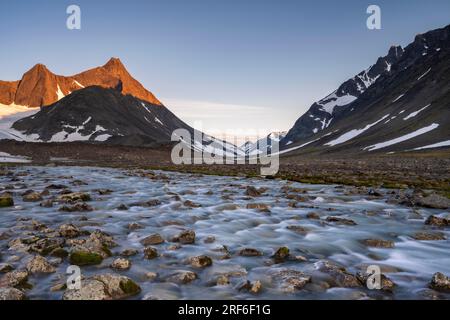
[246,203,270,212]
[429,272,450,292]
[143,247,158,259]
[286,226,310,235]
[413,232,446,241]
[29,237,65,255]
[26,255,56,274]
[127,222,143,230]
[272,247,290,263]
[111,258,131,271]
[306,212,320,220]
[0,287,26,300]
[166,271,198,284]
[271,269,312,292]
[245,186,262,197]
[172,230,196,244]
[183,200,201,208]
[203,236,216,244]
[120,248,138,257]
[356,271,396,292]
[59,224,81,238]
[189,255,213,268]
[250,280,262,294]
[59,203,93,212]
[40,200,53,208]
[239,248,263,257]
[58,192,91,203]
[69,251,103,266]
[0,193,14,208]
[22,192,43,202]
[63,274,141,300]
[315,260,361,288]
[361,239,395,248]
[0,270,29,288]
[140,233,164,246]
[216,275,230,286]
[413,193,450,209]
[0,263,14,273]
[326,216,357,226]
[425,215,449,227]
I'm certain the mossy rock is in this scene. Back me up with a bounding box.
[119,278,141,296]
[50,248,69,258]
[69,251,103,266]
[0,196,14,208]
[101,245,112,257]
[273,247,290,262]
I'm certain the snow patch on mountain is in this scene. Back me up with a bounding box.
[364,123,439,151]
[417,68,431,81]
[325,114,390,146]
[275,131,337,156]
[56,85,65,100]
[49,123,110,142]
[392,94,405,103]
[413,140,450,150]
[317,92,357,114]
[0,103,41,141]
[73,80,85,88]
[355,66,381,89]
[403,104,431,120]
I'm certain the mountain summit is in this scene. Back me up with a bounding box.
[0,58,162,108]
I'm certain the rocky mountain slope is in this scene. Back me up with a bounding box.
[281,24,450,155]
[282,47,404,146]
[0,58,161,108]
[11,86,187,146]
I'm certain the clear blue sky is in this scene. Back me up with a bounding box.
[1,0,449,142]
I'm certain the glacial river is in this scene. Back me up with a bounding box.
[0,166,449,299]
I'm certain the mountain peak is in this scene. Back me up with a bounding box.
[26,63,52,76]
[387,45,404,59]
[103,57,127,73]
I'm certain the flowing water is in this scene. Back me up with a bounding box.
[0,166,449,300]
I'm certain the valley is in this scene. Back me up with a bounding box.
[0,21,449,301]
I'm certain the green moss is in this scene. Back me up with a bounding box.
[101,245,112,257]
[381,182,409,189]
[119,279,141,295]
[50,248,69,258]
[275,247,290,258]
[69,251,103,266]
[272,246,290,263]
[0,196,14,208]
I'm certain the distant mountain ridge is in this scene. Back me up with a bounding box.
[240,131,286,155]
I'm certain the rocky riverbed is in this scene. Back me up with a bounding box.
[0,166,449,300]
